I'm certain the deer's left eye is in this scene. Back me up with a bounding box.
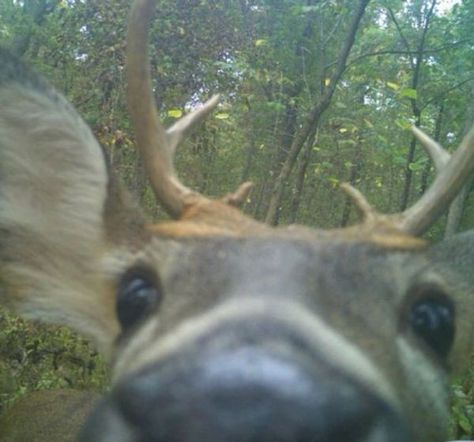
[409,295,455,359]
[117,268,162,330]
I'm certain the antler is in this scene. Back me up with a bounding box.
[410,125,451,171]
[342,125,474,236]
[127,0,251,218]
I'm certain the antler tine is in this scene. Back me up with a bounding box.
[223,182,254,207]
[166,95,220,154]
[342,126,474,236]
[399,125,474,235]
[340,183,378,223]
[411,125,450,171]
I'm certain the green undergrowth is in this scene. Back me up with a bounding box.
[0,307,108,416]
[450,355,474,439]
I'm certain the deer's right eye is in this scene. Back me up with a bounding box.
[117,268,162,330]
[409,294,455,359]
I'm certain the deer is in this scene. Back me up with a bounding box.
[0,0,473,441]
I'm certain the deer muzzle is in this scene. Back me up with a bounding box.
[80,301,411,442]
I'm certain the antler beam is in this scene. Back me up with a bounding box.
[127,0,250,218]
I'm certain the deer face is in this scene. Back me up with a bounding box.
[0,0,473,441]
[74,228,461,442]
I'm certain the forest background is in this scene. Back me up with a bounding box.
[0,0,473,438]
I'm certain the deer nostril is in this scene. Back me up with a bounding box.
[191,348,324,434]
[113,346,410,442]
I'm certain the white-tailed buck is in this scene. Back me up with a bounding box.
[1,0,474,441]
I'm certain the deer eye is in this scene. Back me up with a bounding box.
[117,267,162,330]
[409,294,455,359]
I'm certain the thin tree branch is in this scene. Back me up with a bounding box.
[344,38,472,70]
[387,7,414,69]
[421,77,474,110]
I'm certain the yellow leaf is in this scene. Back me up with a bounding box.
[339,128,348,133]
[386,81,399,91]
[255,39,267,47]
[215,113,229,120]
[325,78,331,86]
[167,109,183,118]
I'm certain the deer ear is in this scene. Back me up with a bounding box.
[431,231,474,376]
[0,50,143,354]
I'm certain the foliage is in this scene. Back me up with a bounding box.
[450,357,474,439]
[0,308,108,415]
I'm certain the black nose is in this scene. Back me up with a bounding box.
[112,346,409,442]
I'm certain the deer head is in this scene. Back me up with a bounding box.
[0,0,473,441]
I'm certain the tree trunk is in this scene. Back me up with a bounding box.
[390,0,437,211]
[400,127,419,210]
[288,128,319,224]
[11,0,59,56]
[262,3,319,222]
[265,0,370,225]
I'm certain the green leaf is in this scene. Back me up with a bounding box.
[340,139,357,146]
[167,109,183,118]
[400,88,417,100]
[459,414,472,433]
[301,5,319,13]
[267,101,286,112]
[408,159,427,172]
[364,119,374,128]
[386,81,400,91]
[215,113,230,120]
[395,119,412,129]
